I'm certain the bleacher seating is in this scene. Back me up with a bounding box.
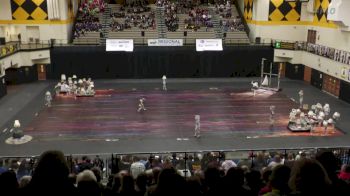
[71,2,251,45]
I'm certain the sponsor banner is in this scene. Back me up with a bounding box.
[106,39,134,52]
[148,39,183,46]
[196,39,223,51]
[341,66,347,79]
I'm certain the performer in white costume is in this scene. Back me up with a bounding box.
[323,103,330,118]
[138,98,146,112]
[251,81,259,96]
[45,91,52,107]
[162,75,167,91]
[298,90,304,109]
[194,115,200,138]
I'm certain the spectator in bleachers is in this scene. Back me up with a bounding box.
[0,159,7,174]
[119,174,138,196]
[0,170,19,194]
[76,170,101,196]
[68,173,77,186]
[267,154,283,168]
[288,159,332,195]
[130,156,146,179]
[259,167,273,195]
[22,150,77,195]
[284,153,296,169]
[78,156,93,172]
[147,167,187,196]
[220,16,244,32]
[186,176,203,196]
[263,165,291,196]
[135,172,148,196]
[92,155,104,172]
[203,166,222,196]
[339,164,350,183]
[252,152,267,171]
[222,167,253,195]
[316,150,350,195]
[18,175,32,189]
[245,170,263,196]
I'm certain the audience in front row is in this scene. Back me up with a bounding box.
[1,149,350,195]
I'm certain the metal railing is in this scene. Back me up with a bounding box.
[272,39,350,66]
[1,147,349,181]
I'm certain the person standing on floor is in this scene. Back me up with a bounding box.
[194,115,200,138]
[162,75,167,91]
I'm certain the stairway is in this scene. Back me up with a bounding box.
[210,8,223,39]
[100,7,111,45]
[155,6,167,38]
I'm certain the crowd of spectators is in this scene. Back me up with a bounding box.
[214,0,233,18]
[220,16,244,32]
[185,8,213,31]
[1,149,350,195]
[110,2,156,32]
[73,0,105,38]
[159,1,180,32]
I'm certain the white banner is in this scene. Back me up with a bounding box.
[106,39,134,52]
[196,39,223,51]
[148,39,183,46]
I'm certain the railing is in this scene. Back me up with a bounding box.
[1,147,349,181]
[272,39,350,66]
[0,36,269,60]
[0,43,19,58]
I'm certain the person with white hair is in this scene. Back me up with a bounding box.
[61,74,66,82]
[289,109,297,122]
[322,120,329,135]
[137,98,146,112]
[323,103,330,118]
[45,91,52,107]
[298,90,304,108]
[162,75,167,91]
[194,115,200,138]
[130,156,145,179]
[12,120,24,139]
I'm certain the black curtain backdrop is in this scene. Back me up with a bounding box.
[311,68,323,90]
[0,76,7,99]
[285,63,304,80]
[339,80,350,104]
[48,46,274,79]
[5,65,38,85]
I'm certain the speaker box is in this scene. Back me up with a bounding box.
[184,31,187,36]
[141,31,145,37]
[223,33,226,38]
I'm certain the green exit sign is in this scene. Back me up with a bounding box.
[275,42,281,48]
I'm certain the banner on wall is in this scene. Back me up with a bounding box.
[106,39,134,52]
[341,66,347,79]
[148,39,183,46]
[196,39,223,51]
